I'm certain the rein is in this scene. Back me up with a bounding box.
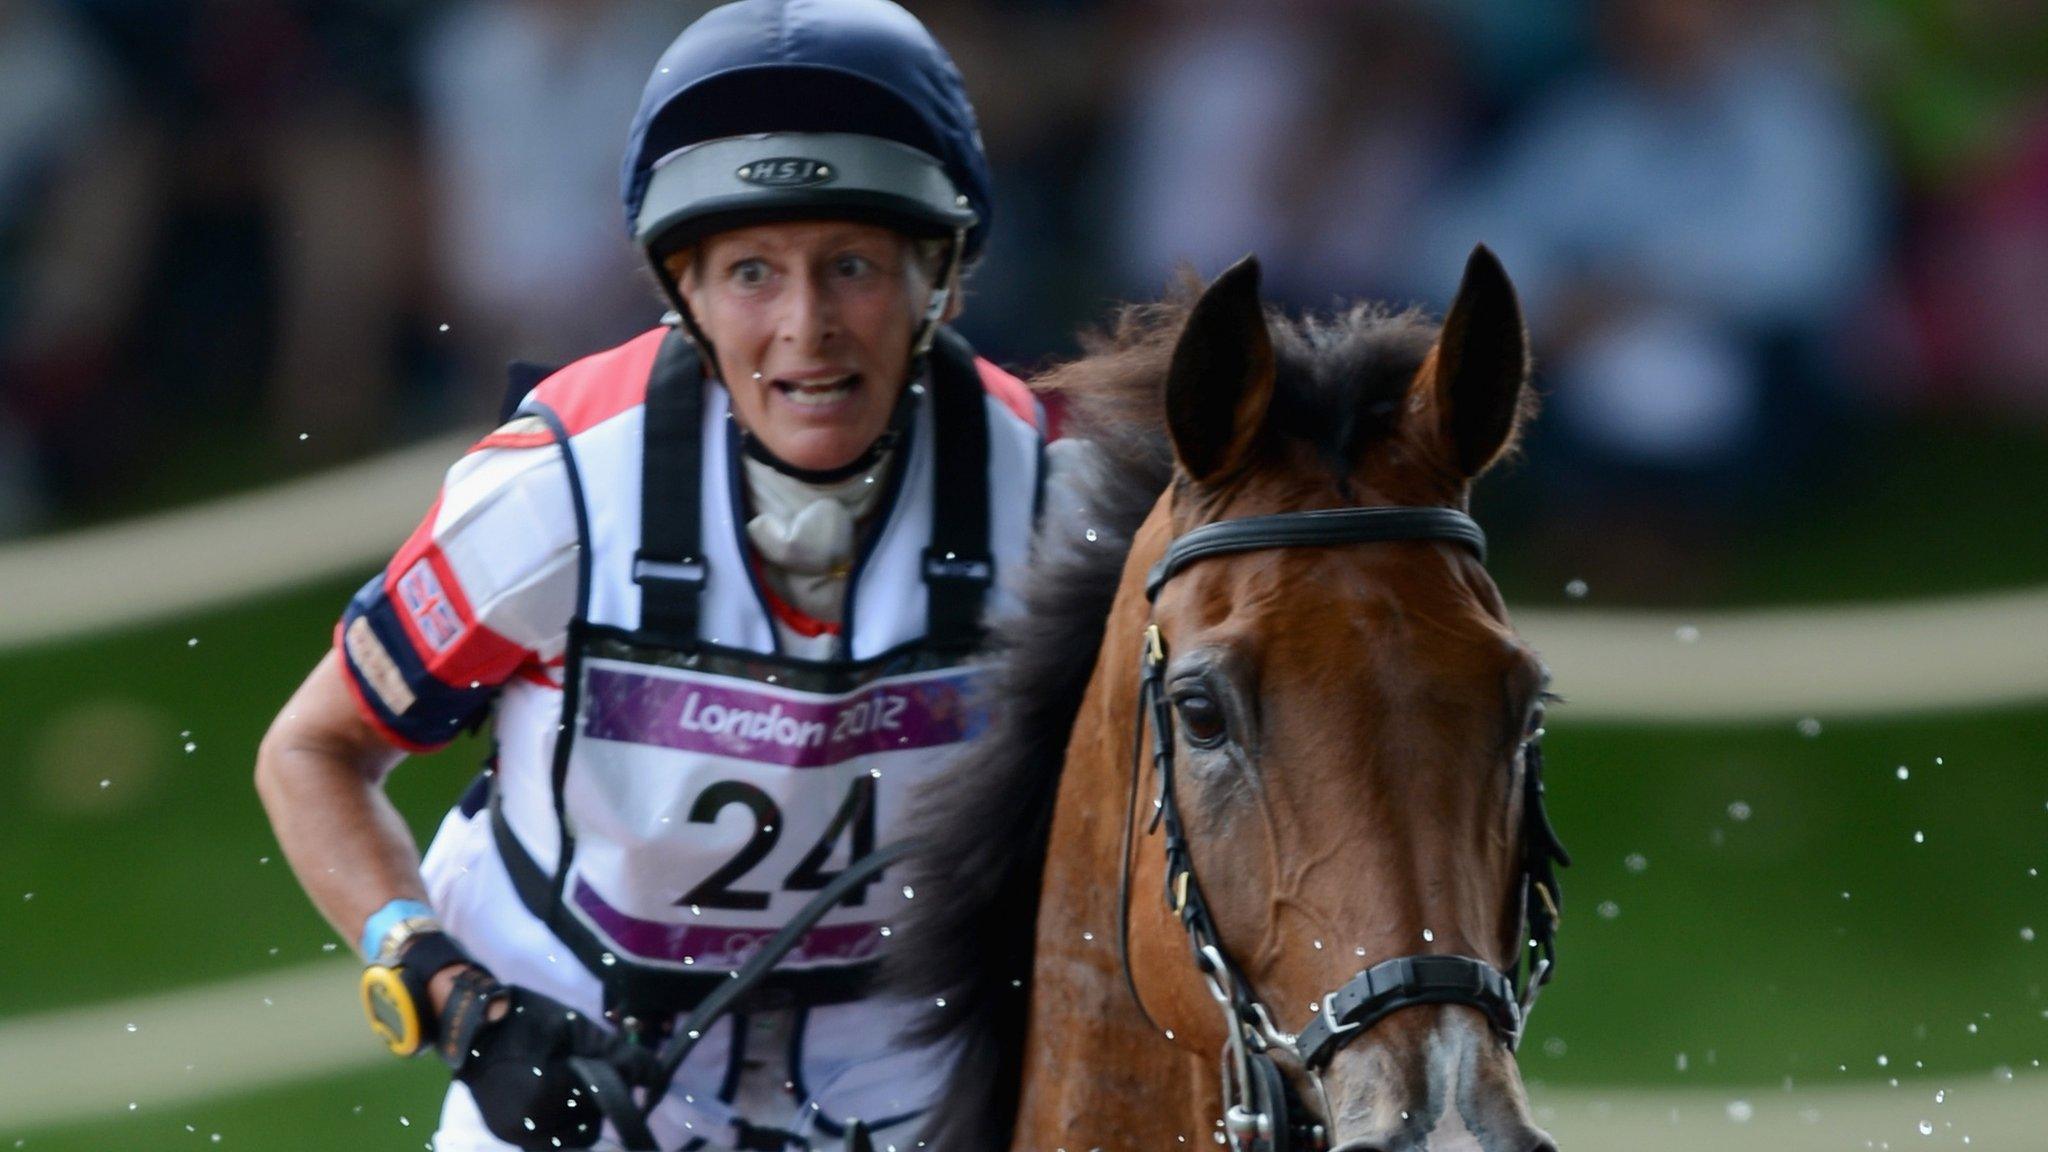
[1117,505,1571,1152]
[574,843,913,1152]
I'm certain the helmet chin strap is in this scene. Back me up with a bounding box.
[656,227,967,487]
[909,228,967,359]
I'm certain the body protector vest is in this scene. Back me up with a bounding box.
[487,325,1041,1032]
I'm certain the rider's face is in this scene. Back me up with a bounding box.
[677,221,933,473]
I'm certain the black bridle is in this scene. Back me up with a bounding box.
[1119,506,1571,1152]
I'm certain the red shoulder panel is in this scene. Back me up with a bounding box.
[527,327,668,437]
[974,357,1041,432]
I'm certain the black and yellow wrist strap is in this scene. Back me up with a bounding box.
[360,932,498,1067]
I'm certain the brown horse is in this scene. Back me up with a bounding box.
[892,248,1565,1152]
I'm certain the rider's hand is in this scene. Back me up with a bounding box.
[454,983,662,1150]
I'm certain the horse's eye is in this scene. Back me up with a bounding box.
[1175,693,1229,747]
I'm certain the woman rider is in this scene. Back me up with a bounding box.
[254,2,1044,1149]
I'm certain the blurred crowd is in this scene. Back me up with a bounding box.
[2,0,2044,550]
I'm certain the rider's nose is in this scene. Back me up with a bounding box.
[777,275,838,347]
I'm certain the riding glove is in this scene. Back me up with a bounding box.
[454,982,662,1150]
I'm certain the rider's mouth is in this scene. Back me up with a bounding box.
[773,374,861,408]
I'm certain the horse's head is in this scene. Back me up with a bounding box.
[1125,249,1559,1152]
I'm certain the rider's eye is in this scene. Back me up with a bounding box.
[1175,693,1229,747]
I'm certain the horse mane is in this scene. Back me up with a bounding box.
[885,280,1443,1150]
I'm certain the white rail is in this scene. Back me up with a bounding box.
[3,435,2043,721]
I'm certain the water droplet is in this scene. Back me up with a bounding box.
[1919,1121,1934,1136]
[1897,766,1910,781]
[1797,717,1823,737]
[1624,853,1648,872]
[1726,1100,1753,1124]
[1967,1023,1978,1034]
[902,885,915,899]
[1312,939,1323,949]
[1084,529,1099,542]
[1935,1090,1946,1104]
[98,778,111,789]
[1878,1055,1890,1067]
[1564,579,1588,599]
[438,323,451,333]
[125,1022,137,1033]
[869,768,882,778]
[297,432,309,442]
[1421,929,1434,942]
[878,926,892,937]
[184,742,197,753]
[2023,927,2036,943]
[1728,801,1752,822]
[186,637,199,647]
[1914,831,1925,844]
[1164,1027,1175,1039]
[1353,946,1366,957]
[1597,901,1620,919]
[1674,625,1700,643]
[934,997,947,1007]
[600,952,616,967]
[1082,931,1094,941]
[1676,1052,1688,1072]
[1542,1037,1566,1057]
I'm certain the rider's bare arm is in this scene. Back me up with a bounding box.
[254,653,482,1015]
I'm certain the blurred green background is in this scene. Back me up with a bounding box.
[4,0,2046,1148]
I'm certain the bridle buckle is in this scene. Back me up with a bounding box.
[1317,990,1362,1043]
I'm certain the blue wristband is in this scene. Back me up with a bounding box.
[359,899,436,961]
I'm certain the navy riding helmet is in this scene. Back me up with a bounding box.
[621,0,995,284]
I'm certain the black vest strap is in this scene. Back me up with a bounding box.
[922,329,994,650]
[634,331,709,645]
[631,326,997,652]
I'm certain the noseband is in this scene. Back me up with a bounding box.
[1119,506,1571,1152]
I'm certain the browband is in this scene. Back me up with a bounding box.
[1146,507,1487,601]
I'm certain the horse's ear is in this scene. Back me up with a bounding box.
[1425,245,1530,479]
[1166,255,1276,483]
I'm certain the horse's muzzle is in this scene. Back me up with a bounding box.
[1320,1003,1558,1152]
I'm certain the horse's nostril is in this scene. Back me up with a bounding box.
[1526,1141,1560,1152]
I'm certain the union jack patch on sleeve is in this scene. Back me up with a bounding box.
[396,559,464,653]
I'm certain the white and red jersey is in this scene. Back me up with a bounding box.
[335,325,1044,1149]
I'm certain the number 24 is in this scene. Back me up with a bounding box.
[677,777,878,911]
